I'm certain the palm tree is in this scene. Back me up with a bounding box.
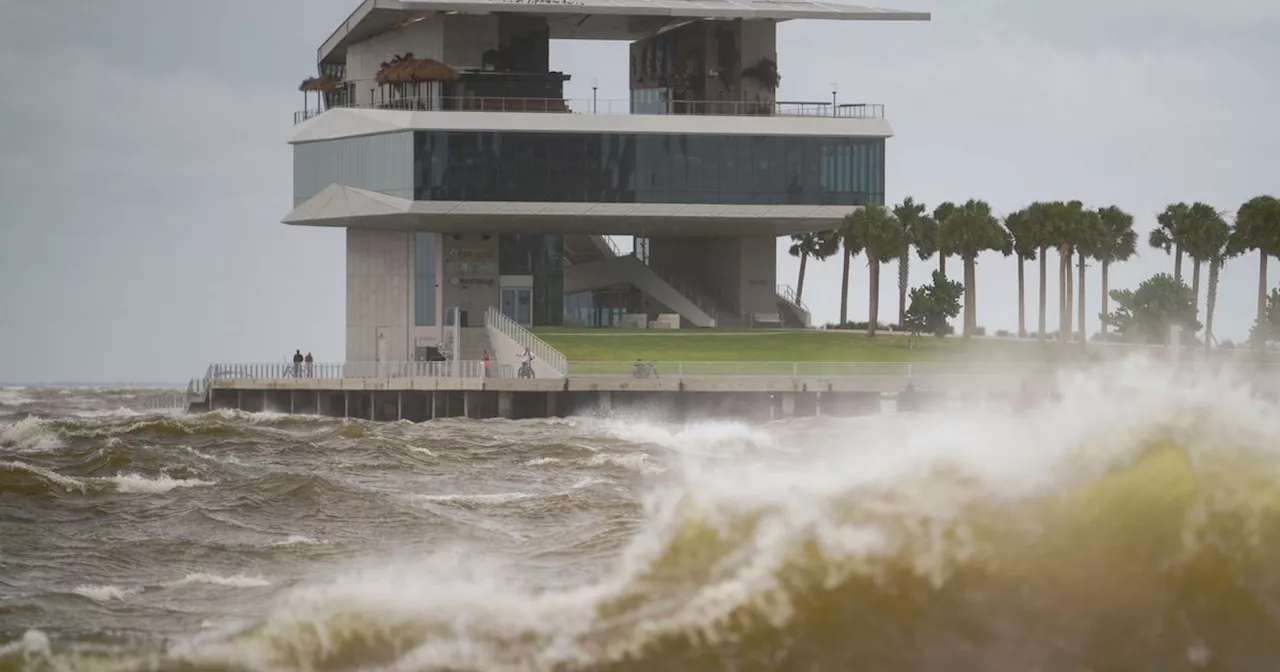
[787,231,838,306]
[1183,202,1225,320]
[837,213,866,326]
[931,201,958,277]
[1073,209,1106,342]
[1093,206,1138,337]
[1045,200,1090,343]
[850,204,905,337]
[938,199,1010,337]
[1229,195,1280,347]
[1150,202,1190,284]
[1187,213,1233,353]
[1025,202,1056,340]
[1004,208,1037,338]
[892,197,928,327]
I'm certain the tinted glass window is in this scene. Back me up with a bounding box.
[413,131,884,206]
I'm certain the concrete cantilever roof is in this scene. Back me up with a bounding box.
[320,0,929,61]
[284,184,856,236]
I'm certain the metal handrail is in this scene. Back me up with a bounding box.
[293,96,886,124]
[775,284,808,312]
[484,307,569,376]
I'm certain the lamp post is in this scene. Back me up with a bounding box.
[592,77,598,114]
[830,82,838,115]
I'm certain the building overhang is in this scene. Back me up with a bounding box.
[320,0,930,63]
[289,107,893,143]
[285,184,850,236]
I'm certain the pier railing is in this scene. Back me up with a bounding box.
[207,361,502,381]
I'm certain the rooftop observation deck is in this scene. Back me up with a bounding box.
[293,96,885,124]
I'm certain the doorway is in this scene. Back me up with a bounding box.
[500,288,532,326]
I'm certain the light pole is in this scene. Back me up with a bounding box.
[592,77,598,114]
[830,82,838,115]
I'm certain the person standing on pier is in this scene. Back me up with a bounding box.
[292,350,303,378]
[304,352,314,378]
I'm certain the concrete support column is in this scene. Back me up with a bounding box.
[369,392,375,421]
[598,391,612,413]
[546,392,559,418]
[289,390,296,414]
[344,391,350,418]
[498,391,514,419]
[781,391,796,418]
[464,391,479,419]
[397,391,404,421]
[236,390,243,412]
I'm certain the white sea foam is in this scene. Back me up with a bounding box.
[168,573,272,588]
[270,535,323,547]
[107,474,215,494]
[0,417,63,452]
[582,452,666,476]
[523,456,561,467]
[0,460,87,493]
[71,407,143,419]
[0,388,34,408]
[414,492,534,505]
[73,584,140,602]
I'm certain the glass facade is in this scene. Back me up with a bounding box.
[293,131,414,206]
[413,131,884,206]
[499,234,564,327]
[413,232,438,326]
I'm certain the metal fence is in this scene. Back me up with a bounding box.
[207,361,501,381]
[294,96,885,124]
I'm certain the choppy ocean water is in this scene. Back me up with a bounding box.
[3,359,1280,671]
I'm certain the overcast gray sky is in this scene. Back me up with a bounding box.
[1,0,1277,383]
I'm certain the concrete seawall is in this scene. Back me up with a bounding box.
[197,372,1058,421]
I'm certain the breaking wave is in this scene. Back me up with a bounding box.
[6,360,1280,671]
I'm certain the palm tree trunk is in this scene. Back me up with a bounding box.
[898,251,909,328]
[1258,250,1269,347]
[1077,253,1087,343]
[1206,256,1220,355]
[1174,245,1183,285]
[839,247,851,326]
[1017,258,1026,338]
[1038,246,1047,341]
[1100,261,1110,336]
[868,257,880,337]
[1059,247,1069,343]
[1066,250,1075,340]
[795,252,808,305]
[1191,261,1201,322]
[938,254,946,278]
[964,255,976,338]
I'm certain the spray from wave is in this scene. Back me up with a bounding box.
[9,358,1280,671]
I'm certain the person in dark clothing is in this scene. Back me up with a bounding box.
[304,352,314,377]
[292,350,303,378]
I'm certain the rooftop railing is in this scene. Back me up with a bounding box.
[565,361,1046,378]
[293,96,885,124]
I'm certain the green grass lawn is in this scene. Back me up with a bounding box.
[532,328,1059,363]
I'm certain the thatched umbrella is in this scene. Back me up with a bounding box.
[299,74,343,114]
[375,57,460,85]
